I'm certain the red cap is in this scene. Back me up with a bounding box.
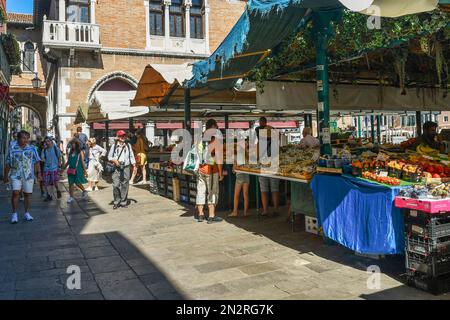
[116,130,127,137]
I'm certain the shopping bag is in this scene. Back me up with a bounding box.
[183,145,200,174]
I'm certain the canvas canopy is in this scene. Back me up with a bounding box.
[87,91,148,123]
[131,63,193,107]
[131,63,257,108]
[186,0,439,90]
[258,81,450,112]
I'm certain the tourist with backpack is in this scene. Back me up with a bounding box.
[108,130,136,210]
[40,136,62,201]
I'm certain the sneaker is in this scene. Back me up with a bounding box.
[196,215,205,222]
[93,186,99,191]
[44,194,53,202]
[10,213,18,224]
[24,212,34,222]
[56,190,62,199]
[207,216,223,224]
[81,191,88,199]
[41,192,47,199]
[67,197,75,204]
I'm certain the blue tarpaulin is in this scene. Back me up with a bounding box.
[186,0,343,89]
[311,174,405,255]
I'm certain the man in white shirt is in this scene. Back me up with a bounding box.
[299,127,320,148]
[108,130,136,210]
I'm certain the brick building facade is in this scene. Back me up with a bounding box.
[10,0,245,144]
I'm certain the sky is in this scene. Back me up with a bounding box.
[6,0,33,14]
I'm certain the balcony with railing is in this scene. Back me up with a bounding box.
[42,19,101,50]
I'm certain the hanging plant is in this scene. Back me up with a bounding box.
[393,48,409,94]
[1,33,21,73]
[0,7,6,25]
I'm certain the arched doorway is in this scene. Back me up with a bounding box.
[12,104,46,140]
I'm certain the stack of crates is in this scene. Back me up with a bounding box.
[404,208,450,294]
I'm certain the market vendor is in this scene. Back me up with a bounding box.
[299,127,319,148]
[403,121,444,154]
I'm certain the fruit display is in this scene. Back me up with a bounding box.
[416,144,440,157]
[362,171,401,186]
[399,183,450,199]
[237,145,320,179]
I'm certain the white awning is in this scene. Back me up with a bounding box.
[257,81,450,112]
[89,91,149,122]
[357,0,439,17]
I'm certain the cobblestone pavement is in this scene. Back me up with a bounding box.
[0,181,449,300]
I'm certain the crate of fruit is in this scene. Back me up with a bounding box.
[395,197,450,213]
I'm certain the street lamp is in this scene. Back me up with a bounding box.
[31,74,42,89]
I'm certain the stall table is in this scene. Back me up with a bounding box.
[235,169,311,221]
[311,174,407,255]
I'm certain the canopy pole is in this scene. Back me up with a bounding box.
[370,115,375,143]
[184,88,191,133]
[416,111,422,137]
[105,121,110,151]
[224,114,232,211]
[357,116,362,138]
[313,10,341,156]
[129,118,133,131]
[376,115,381,144]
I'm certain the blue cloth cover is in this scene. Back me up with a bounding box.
[311,174,405,255]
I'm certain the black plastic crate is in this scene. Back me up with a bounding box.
[406,251,450,277]
[406,271,450,295]
[405,221,450,239]
[406,235,450,256]
[405,209,450,225]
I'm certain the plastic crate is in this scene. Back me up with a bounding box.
[305,216,319,235]
[404,209,450,225]
[406,251,450,277]
[405,220,450,239]
[406,271,450,295]
[406,235,450,256]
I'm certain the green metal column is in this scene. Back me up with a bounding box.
[357,116,361,138]
[105,121,110,151]
[313,10,341,156]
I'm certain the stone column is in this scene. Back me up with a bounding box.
[90,0,96,24]
[184,0,192,52]
[203,0,210,54]
[163,0,171,50]
[59,0,66,21]
[144,0,150,49]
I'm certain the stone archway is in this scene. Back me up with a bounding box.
[15,103,47,138]
[86,71,138,103]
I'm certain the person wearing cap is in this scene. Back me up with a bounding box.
[108,130,136,210]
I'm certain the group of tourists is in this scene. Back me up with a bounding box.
[2,125,151,224]
[3,117,318,226]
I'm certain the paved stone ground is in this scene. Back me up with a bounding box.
[0,180,449,300]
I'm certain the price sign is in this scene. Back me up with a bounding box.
[379,171,388,177]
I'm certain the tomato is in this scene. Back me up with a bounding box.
[433,174,441,179]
